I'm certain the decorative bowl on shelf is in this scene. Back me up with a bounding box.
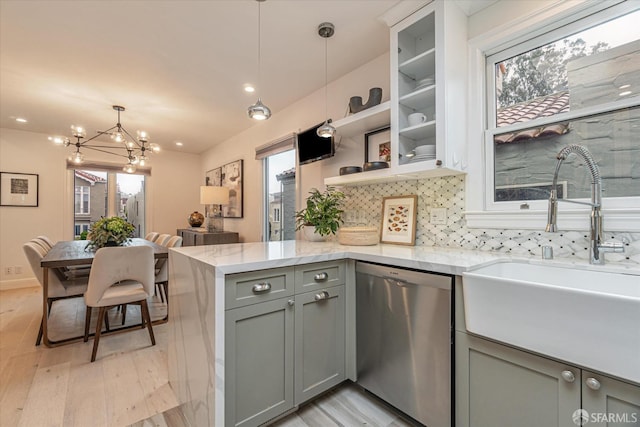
[339,166,362,175]
[363,161,389,171]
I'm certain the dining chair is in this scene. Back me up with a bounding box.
[83,245,156,362]
[145,231,160,242]
[23,242,89,345]
[155,234,172,246]
[35,235,55,250]
[156,235,182,302]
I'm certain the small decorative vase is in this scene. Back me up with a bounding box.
[188,211,204,227]
[349,88,383,114]
[303,226,327,242]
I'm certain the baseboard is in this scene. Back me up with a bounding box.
[0,278,39,291]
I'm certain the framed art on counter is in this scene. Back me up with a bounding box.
[0,172,39,207]
[380,195,417,245]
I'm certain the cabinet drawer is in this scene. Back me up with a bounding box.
[226,267,294,309]
[294,261,345,293]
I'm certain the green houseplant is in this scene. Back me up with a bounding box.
[86,216,135,250]
[295,187,345,240]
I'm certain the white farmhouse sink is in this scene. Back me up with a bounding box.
[462,261,640,383]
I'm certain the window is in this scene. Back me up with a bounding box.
[73,169,145,239]
[263,150,295,241]
[484,4,640,214]
[75,186,90,214]
[256,133,297,242]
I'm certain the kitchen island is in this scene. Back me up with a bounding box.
[167,240,505,426]
[166,240,640,427]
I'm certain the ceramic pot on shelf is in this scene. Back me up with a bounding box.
[303,226,327,242]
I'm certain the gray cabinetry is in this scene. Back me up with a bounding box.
[456,331,640,427]
[456,331,580,427]
[225,297,295,427]
[225,261,347,427]
[295,285,345,404]
[581,370,640,426]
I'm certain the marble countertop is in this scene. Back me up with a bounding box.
[170,240,640,276]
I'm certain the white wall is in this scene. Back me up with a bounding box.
[201,52,390,242]
[0,127,201,289]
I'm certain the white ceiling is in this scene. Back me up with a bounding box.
[0,0,496,155]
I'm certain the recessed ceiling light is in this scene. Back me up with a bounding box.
[619,84,631,89]
[175,141,184,147]
[243,84,255,93]
[619,90,632,97]
[15,117,27,123]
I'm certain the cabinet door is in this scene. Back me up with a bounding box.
[225,297,295,427]
[581,371,640,427]
[456,332,580,427]
[295,286,345,404]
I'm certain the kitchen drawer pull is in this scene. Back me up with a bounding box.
[561,370,575,383]
[314,291,330,301]
[314,272,329,282]
[252,282,272,293]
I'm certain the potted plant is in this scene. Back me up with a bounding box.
[86,216,135,250]
[295,187,345,241]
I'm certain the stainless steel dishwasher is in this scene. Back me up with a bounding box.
[356,261,453,427]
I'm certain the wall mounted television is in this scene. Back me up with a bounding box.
[297,122,335,165]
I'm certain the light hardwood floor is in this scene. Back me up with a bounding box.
[2,284,419,427]
[0,283,176,427]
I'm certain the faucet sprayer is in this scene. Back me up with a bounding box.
[545,144,623,264]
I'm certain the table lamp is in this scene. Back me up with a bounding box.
[200,186,230,232]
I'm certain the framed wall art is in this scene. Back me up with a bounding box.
[0,172,39,207]
[204,160,243,218]
[380,195,417,245]
[364,126,391,163]
[205,167,221,187]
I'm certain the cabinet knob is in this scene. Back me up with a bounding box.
[561,370,575,383]
[585,377,601,390]
[252,282,271,293]
[287,299,295,306]
[314,272,329,282]
[314,291,330,301]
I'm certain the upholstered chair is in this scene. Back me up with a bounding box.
[23,242,89,345]
[155,234,172,246]
[145,232,160,242]
[83,245,155,362]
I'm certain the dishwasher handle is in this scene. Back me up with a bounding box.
[357,261,452,291]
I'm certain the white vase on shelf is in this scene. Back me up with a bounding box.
[303,226,327,242]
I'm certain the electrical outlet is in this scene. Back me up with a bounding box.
[430,207,448,225]
[15,266,23,275]
[343,210,356,223]
[4,266,14,275]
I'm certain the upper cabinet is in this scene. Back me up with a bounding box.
[325,1,468,187]
[392,0,468,174]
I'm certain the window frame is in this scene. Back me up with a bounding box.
[465,0,640,232]
[74,185,90,214]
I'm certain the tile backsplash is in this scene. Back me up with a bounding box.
[342,175,639,265]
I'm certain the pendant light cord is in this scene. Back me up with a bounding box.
[324,35,328,119]
[257,0,262,97]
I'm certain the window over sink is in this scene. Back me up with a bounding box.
[468,1,640,231]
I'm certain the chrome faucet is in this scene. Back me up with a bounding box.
[545,144,624,265]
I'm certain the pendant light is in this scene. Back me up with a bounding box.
[317,22,335,138]
[247,0,271,120]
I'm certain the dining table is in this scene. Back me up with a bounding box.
[39,238,169,347]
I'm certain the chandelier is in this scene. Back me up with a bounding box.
[49,105,159,173]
